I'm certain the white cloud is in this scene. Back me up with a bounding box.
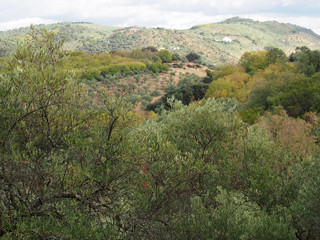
[0,0,307,20]
[281,0,293,6]
[0,0,319,35]
[0,18,56,31]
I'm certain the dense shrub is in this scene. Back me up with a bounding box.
[158,49,173,63]
[186,52,201,62]
[148,61,169,73]
[101,62,147,76]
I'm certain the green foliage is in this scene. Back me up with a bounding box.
[217,64,242,77]
[239,50,268,74]
[150,89,161,97]
[266,47,288,65]
[146,73,208,112]
[186,52,201,62]
[67,51,147,79]
[100,62,147,76]
[247,63,301,110]
[246,59,320,117]
[205,71,253,103]
[148,61,169,73]
[0,26,84,152]
[158,49,172,63]
[176,188,295,240]
[0,27,109,238]
[141,94,153,102]
[216,98,244,113]
[208,64,243,80]
[130,49,148,59]
[123,93,142,104]
[289,46,320,77]
[274,73,320,117]
[81,68,100,79]
[142,46,158,52]
[172,52,182,61]
[162,98,243,157]
[205,69,215,80]
[241,47,320,118]
[240,107,264,124]
[0,26,139,239]
[138,98,304,238]
[290,158,320,240]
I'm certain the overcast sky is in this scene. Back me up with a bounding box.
[0,0,320,34]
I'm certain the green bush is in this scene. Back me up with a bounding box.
[186,52,201,62]
[123,93,141,104]
[101,62,147,76]
[150,90,161,97]
[142,94,153,102]
[158,49,172,63]
[148,61,169,73]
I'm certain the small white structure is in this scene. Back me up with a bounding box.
[170,46,181,50]
[222,37,233,43]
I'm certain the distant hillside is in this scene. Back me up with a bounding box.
[1,17,320,65]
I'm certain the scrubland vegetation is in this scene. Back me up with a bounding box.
[0,27,320,240]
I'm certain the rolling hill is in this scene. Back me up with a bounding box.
[1,17,320,65]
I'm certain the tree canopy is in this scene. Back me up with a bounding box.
[289,46,320,77]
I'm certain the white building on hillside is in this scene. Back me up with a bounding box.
[222,37,233,43]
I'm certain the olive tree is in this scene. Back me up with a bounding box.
[0,27,134,239]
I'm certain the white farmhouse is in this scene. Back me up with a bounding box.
[222,37,233,43]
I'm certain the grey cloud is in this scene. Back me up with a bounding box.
[0,0,319,33]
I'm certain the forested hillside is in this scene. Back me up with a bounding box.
[1,26,320,239]
[1,17,320,65]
